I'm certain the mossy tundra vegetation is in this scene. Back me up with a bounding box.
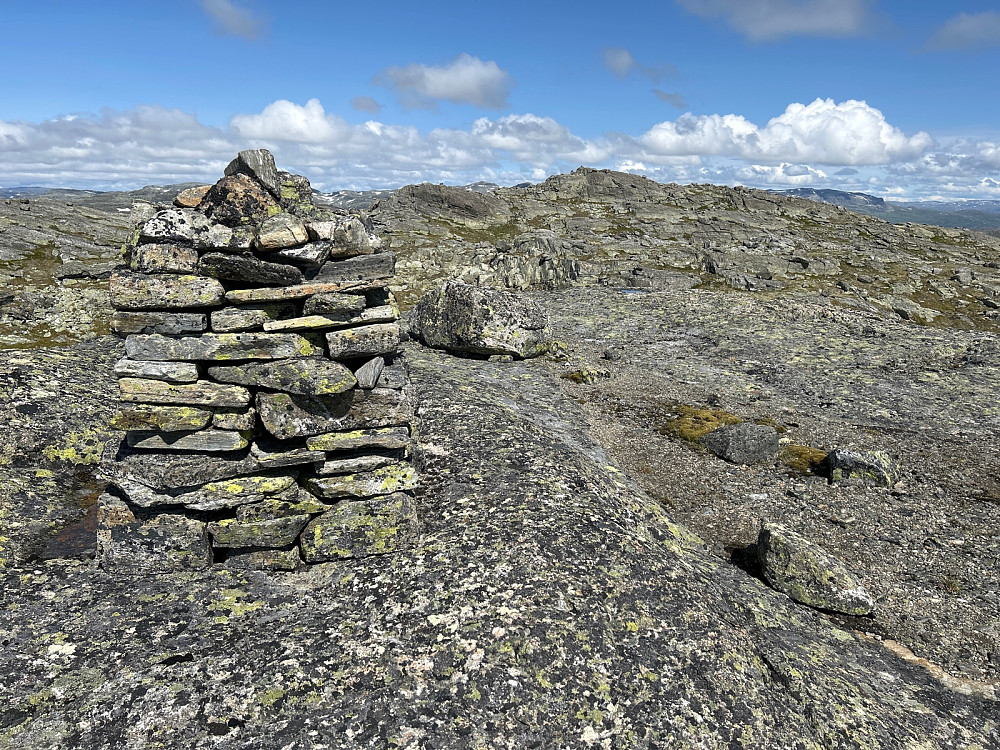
[1,165,999,747]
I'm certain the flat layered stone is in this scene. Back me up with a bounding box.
[97,496,213,573]
[236,488,329,522]
[110,273,225,310]
[111,404,213,432]
[211,302,298,333]
[313,252,395,283]
[111,311,208,335]
[306,216,378,258]
[303,463,417,500]
[208,514,311,548]
[264,306,396,333]
[300,492,418,562]
[255,213,308,250]
[101,450,259,492]
[114,358,199,383]
[257,388,411,440]
[125,332,321,361]
[126,429,251,452]
[208,359,356,396]
[325,323,400,359]
[115,473,298,511]
[249,441,327,469]
[221,546,301,571]
[302,292,366,317]
[130,243,199,274]
[305,426,410,452]
[212,407,256,431]
[119,378,251,407]
[225,281,375,304]
[199,252,303,287]
[269,241,332,268]
[315,452,398,476]
[139,208,214,244]
[354,356,385,389]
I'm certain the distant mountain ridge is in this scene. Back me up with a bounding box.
[775,187,1000,231]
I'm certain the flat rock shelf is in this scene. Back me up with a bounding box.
[99,150,419,572]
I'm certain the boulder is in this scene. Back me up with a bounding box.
[409,281,552,359]
[96,496,213,573]
[224,148,282,199]
[701,423,779,465]
[255,213,309,250]
[819,449,900,487]
[173,185,212,208]
[757,523,875,616]
[198,252,303,287]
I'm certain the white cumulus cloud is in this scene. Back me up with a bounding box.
[927,12,1000,51]
[198,0,264,41]
[641,99,932,165]
[377,54,514,109]
[676,0,873,40]
[231,98,347,143]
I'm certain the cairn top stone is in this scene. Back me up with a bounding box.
[225,148,282,199]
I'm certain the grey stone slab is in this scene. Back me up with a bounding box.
[303,463,416,500]
[225,149,282,198]
[212,407,256,431]
[225,281,378,304]
[314,452,398,476]
[301,292,366,317]
[313,252,395,283]
[208,514,311,549]
[257,388,412,440]
[305,426,411,452]
[125,332,322,361]
[199,252,303,286]
[130,243,199,274]
[97,497,212,573]
[110,404,213,432]
[376,363,407,390]
[101,449,259,493]
[326,323,400,359]
[269,241,332,268]
[221,546,302,571]
[255,213,308,250]
[114,358,199,383]
[236,487,329,522]
[114,473,298,511]
[211,302,299,333]
[126,429,251,452]
[110,273,225,311]
[118,378,251,407]
[111,311,208,335]
[354,356,385,389]
[249,441,326,470]
[208,359,356,396]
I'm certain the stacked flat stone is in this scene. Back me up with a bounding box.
[97,150,419,573]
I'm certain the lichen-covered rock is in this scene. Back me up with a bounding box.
[210,302,298,333]
[305,426,411,452]
[199,173,279,227]
[130,243,199,275]
[702,423,779,465]
[113,358,199,383]
[268,241,332,268]
[325,322,400,358]
[225,280,372,304]
[410,280,552,358]
[221,545,302,571]
[118,377,251,407]
[354,356,385,389]
[255,212,309,250]
[757,522,875,616]
[109,272,225,310]
[303,462,417,500]
[819,449,900,487]
[110,404,212,432]
[301,291,366,317]
[115,473,298,511]
[139,208,214,244]
[248,441,326,469]
[299,491,418,561]
[96,495,213,573]
[125,428,251,452]
[224,148,282,198]
[208,514,311,548]
[100,445,259,492]
[198,252,303,286]
[236,488,329,522]
[256,388,411,440]
[208,359,357,396]
[314,252,395,283]
[111,311,208,335]
[124,332,322,361]
[306,215,379,257]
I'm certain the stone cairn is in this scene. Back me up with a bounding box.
[97,150,418,572]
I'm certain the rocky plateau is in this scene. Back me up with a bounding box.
[1,166,999,747]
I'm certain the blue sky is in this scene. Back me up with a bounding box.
[1,0,999,200]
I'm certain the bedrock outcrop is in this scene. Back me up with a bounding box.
[2,344,997,748]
